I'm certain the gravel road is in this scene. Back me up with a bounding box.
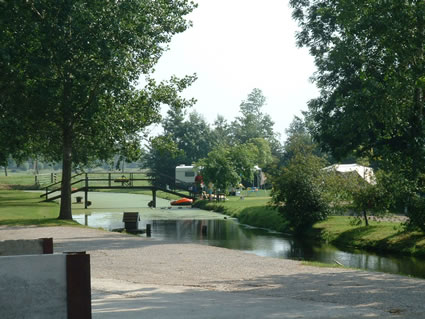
[1,225,424,318]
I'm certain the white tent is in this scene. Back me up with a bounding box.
[323,164,375,184]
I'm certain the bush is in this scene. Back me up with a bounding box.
[272,153,330,234]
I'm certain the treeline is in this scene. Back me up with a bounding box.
[141,88,282,189]
[0,156,143,176]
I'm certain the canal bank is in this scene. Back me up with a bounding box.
[68,192,425,279]
[1,225,424,318]
[193,199,425,258]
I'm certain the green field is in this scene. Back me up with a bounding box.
[0,190,79,226]
[0,173,40,187]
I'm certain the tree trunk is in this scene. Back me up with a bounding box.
[363,209,369,227]
[34,158,39,175]
[58,124,73,220]
[4,165,7,176]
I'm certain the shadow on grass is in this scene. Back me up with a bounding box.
[331,226,425,257]
[238,206,288,233]
[0,218,80,227]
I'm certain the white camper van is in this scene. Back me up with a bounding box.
[175,165,198,184]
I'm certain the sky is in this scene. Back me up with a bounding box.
[151,0,318,141]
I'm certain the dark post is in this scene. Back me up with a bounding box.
[108,173,111,187]
[146,224,152,237]
[201,225,208,235]
[152,189,157,208]
[84,173,88,209]
[66,252,92,319]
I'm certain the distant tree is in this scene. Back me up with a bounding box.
[280,116,324,168]
[144,108,213,187]
[211,115,233,147]
[163,108,213,164]
[142,135,185,189]
[1,1,196,219]
[248,138,273,169]
[351,180,389,227]
[197,146,240,193]
[231,88,276,144]
[229,143,258,185]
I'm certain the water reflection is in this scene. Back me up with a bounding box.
[74,212,425,279]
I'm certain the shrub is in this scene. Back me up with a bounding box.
[272,153,330,234]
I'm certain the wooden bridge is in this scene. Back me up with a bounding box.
[40,172,195,208]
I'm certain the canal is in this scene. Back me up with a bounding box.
[72,192,425,279]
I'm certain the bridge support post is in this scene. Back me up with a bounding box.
[152,189,157,208]
[84,174,88,209]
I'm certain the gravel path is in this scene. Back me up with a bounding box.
[1,225,424,318]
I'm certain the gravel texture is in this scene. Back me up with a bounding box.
[1,225,424,318]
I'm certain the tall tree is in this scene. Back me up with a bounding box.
[231,88,276,144]
[1,0,197,219]
[142,135,185,188]
[290,0,425,179]
[163,109,213,164]
[280,116,323,167]
[211,115,232,147]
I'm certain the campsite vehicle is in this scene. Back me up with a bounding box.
[175,165,198,184]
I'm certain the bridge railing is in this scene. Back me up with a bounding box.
[41,172,156,200]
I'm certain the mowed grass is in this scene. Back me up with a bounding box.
[0,173,38,186]
[0,190,79,226]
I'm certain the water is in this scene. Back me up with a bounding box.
[74,208,425,279]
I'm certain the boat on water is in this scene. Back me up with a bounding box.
[170,198,193,206]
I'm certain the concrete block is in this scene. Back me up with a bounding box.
[0,254,67,319]
[0,238,53,256]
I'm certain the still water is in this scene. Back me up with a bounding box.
[74,208,425,279]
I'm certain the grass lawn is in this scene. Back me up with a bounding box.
[0,190,79,226]
[0,173,39,187]
[310,216,425,257]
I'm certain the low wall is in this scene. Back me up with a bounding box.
[0,252,91,319]
[0,238,53,256]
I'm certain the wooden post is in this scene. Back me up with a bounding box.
[66,252,92,319]
[84,174,88,209]
[45,187,48,201]
[146,224,151,237]
[201,225,208,235]
[152,189,157,208]
[108,173,111,187]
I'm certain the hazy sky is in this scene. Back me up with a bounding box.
[151,0,318,140]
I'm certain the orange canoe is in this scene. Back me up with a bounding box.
[170,198,193,206]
